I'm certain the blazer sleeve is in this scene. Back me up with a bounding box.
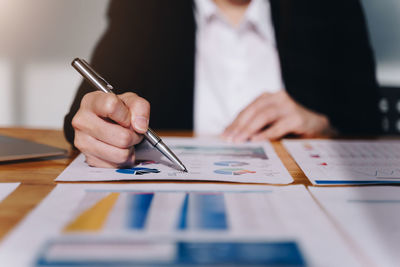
[63,1,124,146]
[63,1,195,146]
[273,0,382,135]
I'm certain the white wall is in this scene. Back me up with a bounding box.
[0,0,109,128]
[0,0,399,129]
[361,0,400,86]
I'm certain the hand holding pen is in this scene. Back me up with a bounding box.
[70,58,187,172]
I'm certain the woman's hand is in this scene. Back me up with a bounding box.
[222,91,334,142]
[72,92,150,168]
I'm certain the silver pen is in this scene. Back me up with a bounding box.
[71,58,188,172]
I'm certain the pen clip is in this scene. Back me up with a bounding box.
[74,58,114,93]
[98,76,114,91]
[82,59,114,92]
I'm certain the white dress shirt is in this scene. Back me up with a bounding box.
[194,0,284,135]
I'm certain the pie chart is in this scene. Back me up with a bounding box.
[214,168,256,175]
[214,161,249,167]
[116,167,160,175]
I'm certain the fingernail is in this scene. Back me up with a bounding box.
[134,116,148,132]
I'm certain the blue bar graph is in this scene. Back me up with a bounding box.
[194,193,227,230]
[177,193,227,230]
[177,194,189,230]
[127,193,154,229]
[36,240,306,266]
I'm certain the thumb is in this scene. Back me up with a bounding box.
[118,92,150,134]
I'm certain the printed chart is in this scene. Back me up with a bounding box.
[38,189,306,266]
[0,184,362,267]
[64,191,229,233]
[56,138,292,184]
[35,238,303,267]
[63,190,281,235]
[283,139,400,185]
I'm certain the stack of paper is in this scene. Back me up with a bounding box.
[310,186,400,267]
[7,137,400,266]
[0,183,19,202]
[0,184,361,266]
[283,139,400,185]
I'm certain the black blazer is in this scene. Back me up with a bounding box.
[64,0,381,145]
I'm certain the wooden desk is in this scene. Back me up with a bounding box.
[0,127,309,241]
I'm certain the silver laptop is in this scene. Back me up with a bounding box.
[0,135,67,162]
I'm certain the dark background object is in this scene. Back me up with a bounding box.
[379,86,400,134]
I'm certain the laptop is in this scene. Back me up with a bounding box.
[0,134,67,162]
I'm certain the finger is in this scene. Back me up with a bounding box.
[82,91,131,128]
[119,93,150,134]
[222,92,276,139]
[229,91,296,142]
[74,130,136,166]
[72,110,142,149]
[231,106,279,143]
[85,154,119,168]
[251,117,295,141]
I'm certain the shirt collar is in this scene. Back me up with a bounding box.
[244,0,275,42]
[194,0,218,28]
[195,0,274,42]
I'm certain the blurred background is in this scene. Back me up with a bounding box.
[0,0,399,131]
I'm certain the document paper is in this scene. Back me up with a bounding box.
[57,138,293,184]
[310,186,400,267]
[0,183,19,202]
[283,139,400,185]
[0,184,361,267]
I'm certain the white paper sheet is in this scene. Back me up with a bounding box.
[283,139,400,185]
[0,183,19,202]
[310,186,400,267]
[0,183,361,267]
[57,137,293,184]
